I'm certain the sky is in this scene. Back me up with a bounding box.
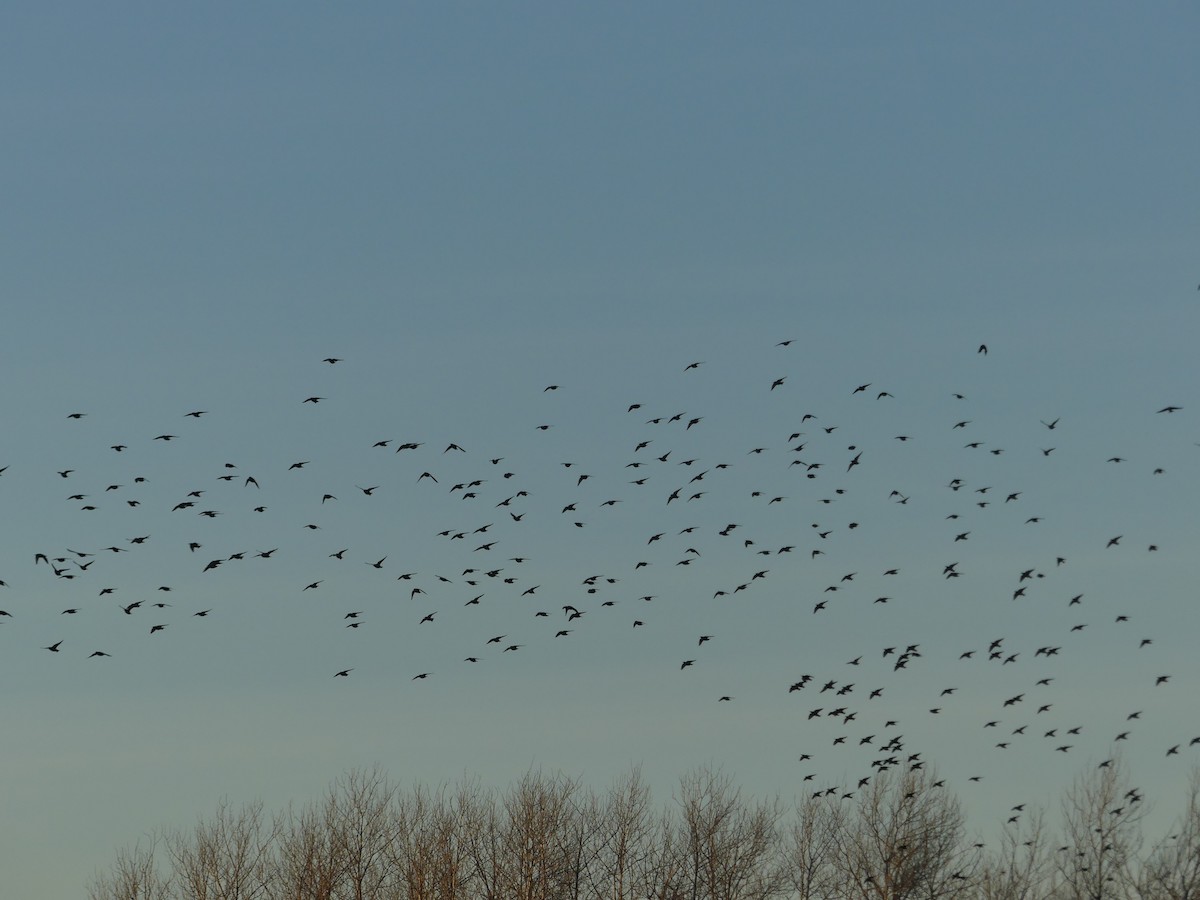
[2,3,1198,896]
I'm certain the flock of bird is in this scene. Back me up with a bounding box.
[2,339,1196,819]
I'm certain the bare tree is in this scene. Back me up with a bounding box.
[822,767,978,900]
[975,809,1056,900]
[168,797,280,900]
[582,768,657,900]
[674,765,786,900]
[1053,757,1146,900]
[88,834,172,900]
[1139,766,1200,900]
[497,769,585,900]
[273,801,344,900]
[459,770,587,900]
[460,779,506,900]
[784,791,845,900]
[323,766,402,900]
[636,806,690,900]
[387,781,477,900]
[95,762,1200,900]
[557,778,606,900]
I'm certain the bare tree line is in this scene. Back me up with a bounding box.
[89,761,1200,900]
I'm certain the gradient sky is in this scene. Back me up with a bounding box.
[2,4,1198,896]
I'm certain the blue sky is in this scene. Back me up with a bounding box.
[2,4,1198,895]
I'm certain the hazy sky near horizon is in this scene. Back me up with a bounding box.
[2,4,1199,896]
